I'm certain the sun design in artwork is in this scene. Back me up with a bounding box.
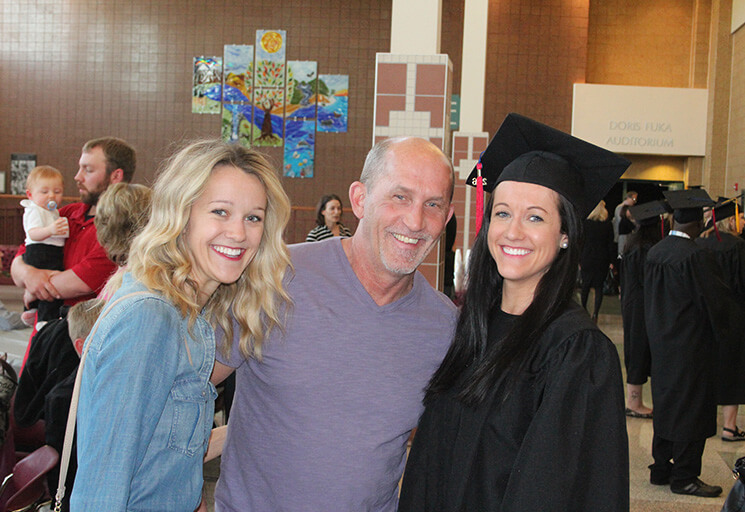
[261,31,283,53]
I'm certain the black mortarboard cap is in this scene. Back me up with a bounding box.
[711,196,740,222]
[629,200,671,226]
[662,188,714,223]
[466,113,631,218]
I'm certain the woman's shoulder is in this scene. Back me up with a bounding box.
[306,224,331,241]
[547,303,596,336]
[537,303,614,361]
[102,275,183,325]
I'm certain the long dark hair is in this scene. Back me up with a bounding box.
[315,194,343,226]
[426,189,583,406]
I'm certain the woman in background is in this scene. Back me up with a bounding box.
[94,182,153,299]
[306,193,352,241]
[697,197,745,441]
[620,200,667,419]
[71,140,291,511]
[579,200,615,322]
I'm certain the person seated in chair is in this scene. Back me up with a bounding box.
[14,298,104,512]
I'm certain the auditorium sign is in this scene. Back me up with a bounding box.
[572,84,707,156]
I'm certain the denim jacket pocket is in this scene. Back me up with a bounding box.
[168,377,215,457]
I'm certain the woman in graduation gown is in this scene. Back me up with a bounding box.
[696,197,745,441]
[619,201,667,418]
[398,113,630,512]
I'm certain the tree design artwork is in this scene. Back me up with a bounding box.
[253,88,284,146]
[256,61,285,87]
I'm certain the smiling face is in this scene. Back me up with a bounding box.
[356,140,453,278]
[184,164,267,304]
[321,199,342,227]
[488,180,568,298]
[27,176,64,209]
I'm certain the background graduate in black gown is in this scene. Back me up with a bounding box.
[696,196,745,442]
[579,200,615,322]
[620,200,669,419]
[644,188,732,498]
[398,113,630,512]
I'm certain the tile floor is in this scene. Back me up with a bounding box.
[594,294,737,511]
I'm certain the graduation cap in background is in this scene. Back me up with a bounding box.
[708,194,744,237]
[629,199,671,239]
[662,188,714,224]
[711,195,742,222]
[629,200,671,226]
[467,113,631,233]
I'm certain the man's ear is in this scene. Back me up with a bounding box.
[109,168,124,184]
[74,338,85,356]
[348,181,366,220]
[446,203,455,224]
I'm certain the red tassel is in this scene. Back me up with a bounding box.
[475,162,484,237]
[712,209,721,241]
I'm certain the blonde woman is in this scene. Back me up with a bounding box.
[71,140,291,511]
[579,199,615,322]
[94,182,153,300]
[94,182,153,266]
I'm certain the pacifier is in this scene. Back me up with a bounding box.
[46,200,57,211]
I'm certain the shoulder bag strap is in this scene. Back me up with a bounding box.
[54,291,149,511]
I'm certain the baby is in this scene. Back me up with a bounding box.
[20,165,69,325]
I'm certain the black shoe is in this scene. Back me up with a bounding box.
[670,478,722,497]
[722,426,745,442]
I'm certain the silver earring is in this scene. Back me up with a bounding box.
[560,241,568,249]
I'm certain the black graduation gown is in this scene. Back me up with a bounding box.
[398,302,629,512]
[696,232,745,404]
[14,317,79,427]
[580,219,615,287]
[644,235,732,441]
[619,243,652,384]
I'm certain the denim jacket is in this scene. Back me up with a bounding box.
[71,273,217,511]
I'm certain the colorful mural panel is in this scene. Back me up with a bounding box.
[255,30,286,78]
[284,61,317,177]
[287,61,317,115]
[284,119,316,178]
[221,103,253,147]
[192,56,222,114]
[223,45,253,103]
[317,74,348,132]
[252,30,286,147]
[252,88,285,146]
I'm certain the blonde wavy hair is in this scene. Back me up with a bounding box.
[701,215,740,238]
[127,140,292,360]
[95,183,153,266]
[587,200,609,221]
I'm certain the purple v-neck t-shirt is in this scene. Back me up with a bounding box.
[215,238,457,512]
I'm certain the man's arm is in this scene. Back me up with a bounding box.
[11,255,59,301]
[211,360,235,385]
[11,255,92,302]
[49,268,94,297]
